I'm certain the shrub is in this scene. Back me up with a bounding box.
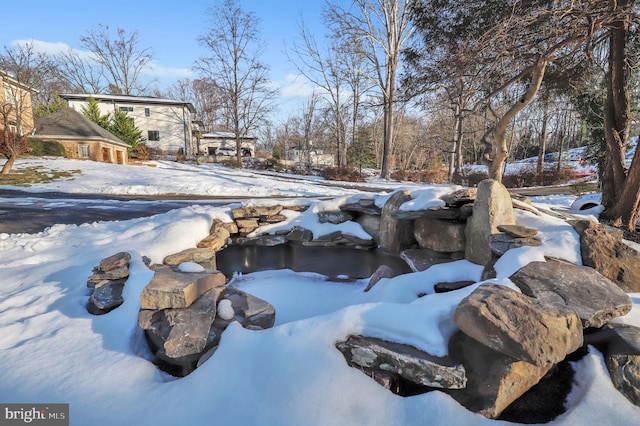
[320,166,366,182]
[391,168,448,183]
[27,139,66,157]
[132,143,152,161]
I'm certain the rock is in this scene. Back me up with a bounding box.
[197,227,231,251]
[509,258,632,328]
[364,265,395,292]
[400,249,454,272]
[340,198,381,215]
[392,207,471,221]
[488,233,541,256]
[140,286,226,360]
[285,227,313,243]
[236,235,287,246]
[434,281,475,293]
[465,179,516,265]
[260,214,287,224]
[585,324,640,406]
[97,251,131,272]
[448,330,554,419]
[87,265,129,284]
[87,279,125,315]
[454,284,583,366]
[231,205,283,219]
[318,211,354,224]
[214,287,276,330]
[236,218,259,235]
[511,198,541,216]
[441,188,477,207]
[570,220,640,293]
[497,224,538,238]
[140,266,226,310]
[163,247,216,266]
[356,214,380,243]
[214,219,238,235]
[380,190,415,252]
[497,361,575,424]
[337,335,467,389]
[414,218,466,253]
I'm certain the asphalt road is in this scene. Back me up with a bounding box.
[0,189,241,234]
[0,183,576,235]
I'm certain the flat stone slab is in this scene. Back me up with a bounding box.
[140,267,226,310]
[337,335,467,389]
[163,247,216,266]
[97,251,131,272]
[497,224,538,238]
[509,258,632,328]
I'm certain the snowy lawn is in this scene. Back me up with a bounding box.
[0,157,638,425]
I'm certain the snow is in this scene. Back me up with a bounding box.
[0,157,639,425]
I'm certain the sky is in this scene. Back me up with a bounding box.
[1,0,328,121]
[0,156,639,425]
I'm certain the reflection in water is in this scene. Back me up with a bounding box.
[216,244,412,280]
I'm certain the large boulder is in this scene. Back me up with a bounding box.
[454,284,583,366]
[356,214,381,244]
[337,335,467,389]
[448,330,554,419]
[464,179,516,265]
[141,286,226,360]
[380,190,415,252]
[509,258,632,328]
[570,220,640,293]
[414,218,466,253]
[585,324,640,407]
[140,266,226,310]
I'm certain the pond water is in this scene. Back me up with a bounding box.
[215,244,412,280]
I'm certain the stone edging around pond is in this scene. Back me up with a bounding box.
[84,179,640,420]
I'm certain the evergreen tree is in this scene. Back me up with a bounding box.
[35,94,67,117]
[347,129,376,172]
[81,96,110,129]
[110,109,143,154]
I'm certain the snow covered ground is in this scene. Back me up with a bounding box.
[0,157,639,425]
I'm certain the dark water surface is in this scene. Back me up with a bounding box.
[216,244,412,279]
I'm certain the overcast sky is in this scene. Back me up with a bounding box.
[1,0,328,122]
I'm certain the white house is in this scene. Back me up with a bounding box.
[61,94,196,156]
[197,131,257,157]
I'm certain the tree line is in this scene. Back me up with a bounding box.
[1,0,639,229]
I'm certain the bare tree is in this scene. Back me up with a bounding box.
[196,0,279,162]
[54,47,105,94]
[326,0,414,179]
[287,17,373,167]
[79,24,154,95]
[0,42,53,174]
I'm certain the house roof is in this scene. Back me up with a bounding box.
[0,70,40,94]
[60,93,196,113]
[202,131,257,140]
[33,108,130,148]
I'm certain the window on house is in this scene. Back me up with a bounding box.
[119,106,133,112]
[148,130,160,141]
[79,145,90,158]
[145,108,150,117]
[4,85,16,106]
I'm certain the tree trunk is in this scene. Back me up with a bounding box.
[1,155,16,175]
[537,98,550,176]
[483,57,548,182]
[601,2,637,229]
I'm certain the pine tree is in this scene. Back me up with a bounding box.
[110,109,143,154]
[347,129,376,173]
[81,96,110,129]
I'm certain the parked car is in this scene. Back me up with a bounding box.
[217,147,236,156]
[570,193,603,211]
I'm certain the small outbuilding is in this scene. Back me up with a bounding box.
[32,108,129,164]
